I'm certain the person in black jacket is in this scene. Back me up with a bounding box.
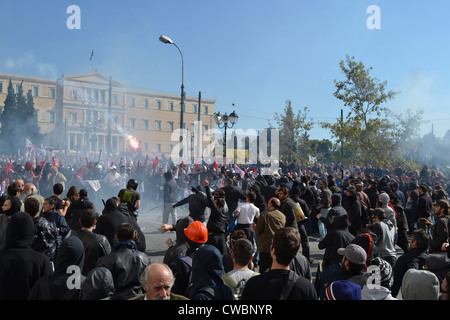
[71,209,111,276]
[173,186,207,222]
[0,211,53,300]
[318,193,347,232]
[416,184,433,233]
[319,215,355,270]
[346,188,363,236]
[95,197,146,252]
[28,235,85,300]
[96,223,151,300]
[95,197,128,249]
[204,178,229,255]
[391,228,430,298]
[188,244,234,300]
[221,178,246,224]
[65,189,97,232]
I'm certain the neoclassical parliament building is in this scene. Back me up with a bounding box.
[0,70,216,158]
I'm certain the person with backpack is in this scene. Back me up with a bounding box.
[171,220,208,297]
[222,238,259,299]
[241,227,317,300]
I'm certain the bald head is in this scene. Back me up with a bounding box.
[14,179,24,192]
[268,197,281,210]
[142,263,173,300]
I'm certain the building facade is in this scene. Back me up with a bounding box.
[0,71,216,159]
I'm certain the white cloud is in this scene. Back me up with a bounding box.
[2,52,58,79]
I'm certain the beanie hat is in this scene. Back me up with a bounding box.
[324,280,362,300]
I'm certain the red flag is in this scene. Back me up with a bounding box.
[86,158,93,169]
[4,159,13,176]
[75,167,83,184]
[151,156,159,168]
[214,160,218,171]
[35,158,38,167]
[181,161,184,169]
[52,156,58,168]
[195,162,200,171]
[40,160,46,168]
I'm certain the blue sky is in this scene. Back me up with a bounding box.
[1,0,450,141]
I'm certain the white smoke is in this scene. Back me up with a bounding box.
[2,52,58,79]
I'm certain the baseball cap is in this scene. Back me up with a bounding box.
[337,244,367,265]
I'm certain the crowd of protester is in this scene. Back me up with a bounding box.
[1,152,450,301]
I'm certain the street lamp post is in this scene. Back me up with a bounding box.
[159,35,185,158]
[214,110,238,163]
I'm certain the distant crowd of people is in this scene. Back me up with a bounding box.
[1,156,450,301]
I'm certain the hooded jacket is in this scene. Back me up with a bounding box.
[346,188,363,234]
[319,193,346,231]
[0,212,52,300]
[401,269,439,300]
[95,197,146,252]
[163,216,194,273]
[81,267,116,300]
[28,236,85,300]
[188,244,234,300]
[0,196,23,250]
[96,238,151,300]
[249,184,267,214]
[379,193,397,229]
[95,197,129,249]
[319,215,355,269]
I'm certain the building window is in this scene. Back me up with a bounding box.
[130,118,135,129]
[157,100,162,110]
[143,119,149,130]
[193,104,197,114]
[101,90,106,104]
[169,102,174,111]
[204,105,208,114]
[14,83,20,94]
[144,99,149,108]
[156,120,162,131]
[49,111,56,123]
[32,86,39,97]
[130,97,136,107]
[49,87,56,99]
[71,113,78,123]
[0,82,3,93]
[169,144,174,152]
[112,95,118,105]
[157,143,161,153]
[168,122,174,132]
[72,90,78,100]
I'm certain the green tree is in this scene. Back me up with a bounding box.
[0,80,43,154]
[1,79,16,138]
[272,100,313,163]
[321,55,399,166]
[25,89,43,147]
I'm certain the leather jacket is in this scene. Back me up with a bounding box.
[96,242,151,300]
